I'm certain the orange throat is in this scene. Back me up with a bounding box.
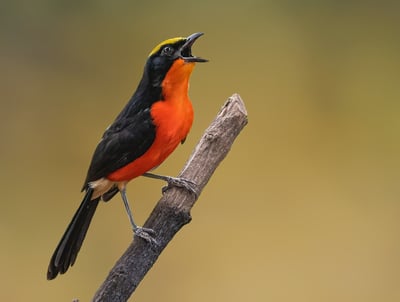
[162,58,195,99]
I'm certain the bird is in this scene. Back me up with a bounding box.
[47,32,207,280]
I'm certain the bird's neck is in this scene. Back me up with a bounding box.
[161,59,195,102]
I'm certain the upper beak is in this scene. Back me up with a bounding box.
[180,32,208,63]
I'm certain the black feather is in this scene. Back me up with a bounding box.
[47,188,99,280]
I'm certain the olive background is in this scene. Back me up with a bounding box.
[1,1,400,301]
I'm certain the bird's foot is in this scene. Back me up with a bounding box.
[162,176,199,199]
[142,172,199,199]
[133,226,158,245]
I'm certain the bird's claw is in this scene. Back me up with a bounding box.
[162,177,199,199]
[134,226,158,245]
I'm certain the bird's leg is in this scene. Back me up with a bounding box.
[142,172,199,199]
[119,186,157,245]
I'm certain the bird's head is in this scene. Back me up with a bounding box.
[144,33,207,89]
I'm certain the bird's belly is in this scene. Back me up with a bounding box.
[107,99,193,182]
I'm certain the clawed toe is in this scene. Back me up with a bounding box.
[134,226,158,245]
[163,177,199,199]
[142,172,199,199]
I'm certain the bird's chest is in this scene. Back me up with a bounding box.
[150,97,194,153]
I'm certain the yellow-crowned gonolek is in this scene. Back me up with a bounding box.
[47,33,207,280]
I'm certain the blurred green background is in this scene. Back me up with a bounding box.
[1,0,400,301]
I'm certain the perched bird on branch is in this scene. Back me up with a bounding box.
[47,33,207,280]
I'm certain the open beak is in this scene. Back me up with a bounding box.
[180,32,208,63]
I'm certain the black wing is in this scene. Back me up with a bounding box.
[83,107,155,188]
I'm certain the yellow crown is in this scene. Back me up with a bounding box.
[148,37,185,57]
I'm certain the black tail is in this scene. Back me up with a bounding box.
[47,188,100,280]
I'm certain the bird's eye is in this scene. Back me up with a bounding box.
[161,46,174,56]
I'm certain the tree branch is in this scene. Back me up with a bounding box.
[92,94,248,302]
